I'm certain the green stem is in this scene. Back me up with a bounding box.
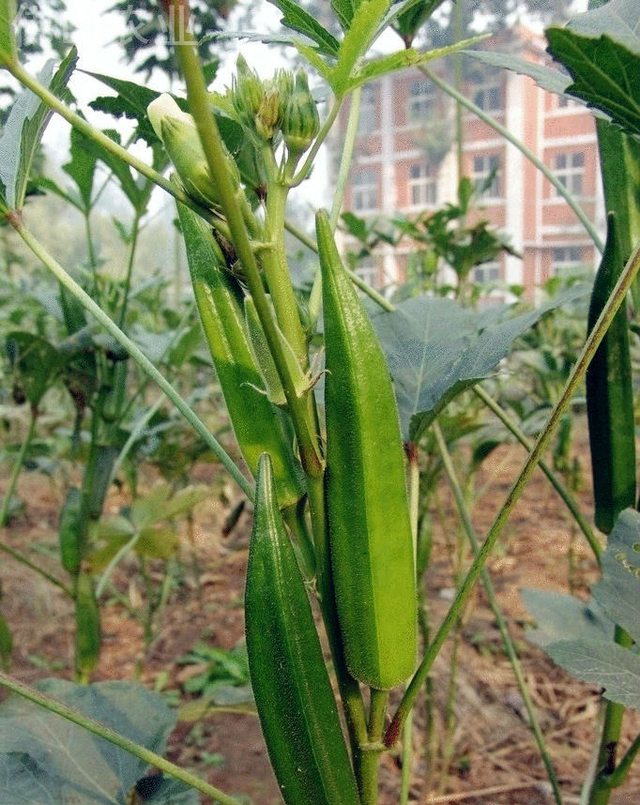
[0,671,243,805]
[6,215,253,500]
[117,210,141,329]
[385,239,640,747]
[473,385,602,563]
[588,626,635,805]
[0,540,73,597]
[306,474,368,779]
[599,730,640,791]
[433,422,564,805]
[359,688,388,805]
[420,66,605,253]
[291,97,343,187]
[284,218,394,312]
[172,21,323,477]
[4,60,222,229]
[282,499,316,580]
[83,212,100,301]
[0,407,37,528]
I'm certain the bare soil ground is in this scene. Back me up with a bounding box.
[1,428,639,805]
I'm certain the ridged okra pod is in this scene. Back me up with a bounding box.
[176,201,305,510]
[74,569,101,682]
[586,212,636,533]
[58,486,82,575]
[245,454,361,805]
[316,210,417,690]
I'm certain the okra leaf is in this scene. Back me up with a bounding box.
[521,589,613,649]
[63,126,99,211]
[563,0,640,53]
[546,28,640,138]
[5,331,64,406]
[0,679,198,805]
[0,48,77,210]
[592,509,640,646]
[0,0,16,63]
[461,49,575,100]
[371,284,589,442]
[331,0,355,30]
[388,0,447,46]
[546,639,640,711]
[267,0,340,56]
[331,0,389,94]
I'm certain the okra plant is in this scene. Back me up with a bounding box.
[0,0,640,804]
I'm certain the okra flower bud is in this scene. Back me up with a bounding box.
[148,93,238,209]
[283,71,319,156]
[255,89,283,140]
[232,55,263,123]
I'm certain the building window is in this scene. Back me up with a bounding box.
[358,84,379,134]
[553,152,585,195]
[352,169,378,211]
[472,262,501,283]
[552,246,583,272]
[408,164,437,206]
[472,154,501,198]
[354,257,379,289]
[473,83,502,112]
[407,80,435,121]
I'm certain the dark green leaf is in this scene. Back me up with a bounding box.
[592,508,640,645]
[0,48,77,209]
[5,331,63,406]
[32,176,81,210]
[547,639,640,711]
[267,0,340,55]
[546,28,640,137]
[390,0,447,46]
[63,126,98,211]
[0,679,196,804]
[371,284,589,441]
[331,0,355,30]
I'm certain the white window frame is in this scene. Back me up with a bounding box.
[551,246,583,273]
[408,163,437,207]
[553,152,585,196]
[471,153,501,199]
[407,80,436,122]
[472,262,501,283]
[358,84,379,135]
[352,169,378,212]
[354,257,379,289]
[472,81,502,112]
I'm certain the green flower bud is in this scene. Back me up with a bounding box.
[232,55,263,122]
[283,71,319,156]
[148,94,240,209]
[255,89,282,140]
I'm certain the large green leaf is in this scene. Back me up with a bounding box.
[565,0,640,53]
[592,508,640,646]
[5,331,63,406]
[371,284,589,442]
[546,28,640,138]
[62,126,98,211]
[547,639,640,711]
[0,679,198,804]
[0,48,77,209]
[461,50,574,100]
[0,0,16,63]
[521,589,613,649]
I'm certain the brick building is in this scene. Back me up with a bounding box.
[332,28,605,297]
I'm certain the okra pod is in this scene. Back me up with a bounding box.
[176,200,305,510]
[74,569,101,682]
[586,212,636,533]
[245,454,360,805]
[58,486,82,575]
[317,209,417,689]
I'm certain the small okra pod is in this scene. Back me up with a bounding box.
[74,569,101,682]
[58,486,82,575]
[245,454,361,805]
[317,209,417,690]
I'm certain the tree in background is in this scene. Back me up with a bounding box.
[108,0,237,80]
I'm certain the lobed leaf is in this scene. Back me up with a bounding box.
[267,0,340,56]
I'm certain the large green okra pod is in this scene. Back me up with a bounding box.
[245,454,361,805]
[316,210,416,690]
[586,213,636,533]
[176,201,305,510]
[74,569,101,682]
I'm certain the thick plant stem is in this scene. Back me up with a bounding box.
[306,474,368,776]
[588,626,635,805]
[0,672,243,805]
[473,385,602,563]
[420,66,605,253]
[385,240,640,747]
[7,216,253,500]
[3,60,222,229]
[433,422,564,805]
[172,20,323,478]
[359,688,388,805]
[0,407,37,528]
